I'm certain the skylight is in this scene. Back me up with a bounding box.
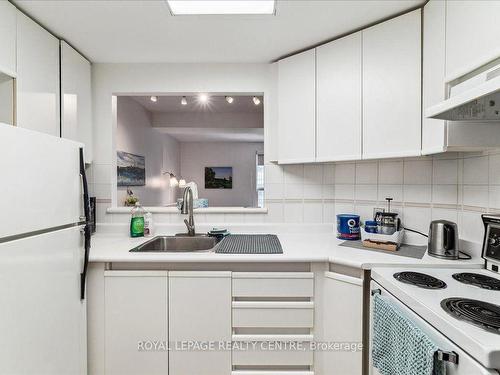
[167,0,276,15]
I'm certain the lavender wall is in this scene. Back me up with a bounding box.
[116,96,180,206]
[179,142,263,207]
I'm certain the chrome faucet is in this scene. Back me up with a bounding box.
[181,186,195,236]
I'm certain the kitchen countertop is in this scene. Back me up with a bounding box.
[90,224,485,270]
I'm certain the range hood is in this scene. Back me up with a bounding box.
[426,65,500,122]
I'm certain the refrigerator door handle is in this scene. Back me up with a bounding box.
[79,148,90,223]
[79,148,91,300]
[81,224,91,300]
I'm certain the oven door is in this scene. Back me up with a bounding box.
[369,281,499,375]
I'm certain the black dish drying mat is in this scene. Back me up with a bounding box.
[215,234,283,254]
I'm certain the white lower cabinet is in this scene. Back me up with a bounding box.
[104,271,231,375]
[100,268,368,375]
[232,335,314,367]
[169,271,232,375]
[322,271,363,375]
[104,271,169,375]
[232,272,315,374]
[233,301,314,328]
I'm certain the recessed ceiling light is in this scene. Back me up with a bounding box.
[181,96,188,105]
[150,96,158,102]
[198,93,209,103]
[225,96,234,104]
[167,0,275,15]
[253,96,261,106]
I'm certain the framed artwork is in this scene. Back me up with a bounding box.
[117,151,146,186]
[205,167,232,189]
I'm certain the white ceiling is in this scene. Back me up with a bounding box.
[155,127,264,142]
[14,0,425,63]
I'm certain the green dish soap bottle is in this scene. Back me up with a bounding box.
[130,202,145,237]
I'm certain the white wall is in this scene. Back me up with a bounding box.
[152,111,263,129]
[92,63,495,247]
[91,63,278,207]
[90,65,498,250]
[116,96,180,206]
[180,142,263,207]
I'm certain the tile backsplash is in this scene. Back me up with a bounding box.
[93,150,500,245]
[329,152,497,244]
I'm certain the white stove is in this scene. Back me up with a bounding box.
[371,267,500,371]
[369,214,500,374]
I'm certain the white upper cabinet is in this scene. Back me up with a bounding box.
[316,32,362,162]
[422,0,447,155]
[16,11,60,137]
[61,41,93,163]
[362,10,421,160]
[278,11,422,163]
[278,49,316,164]
[422,0,500,154]
[0,1,16,76]
[446,0,500,81]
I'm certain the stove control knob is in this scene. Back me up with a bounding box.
[489,234,500,247]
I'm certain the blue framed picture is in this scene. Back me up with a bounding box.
[117,151,146,186]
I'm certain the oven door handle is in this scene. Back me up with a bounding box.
[371,287,459,366]
[435,349,459,365]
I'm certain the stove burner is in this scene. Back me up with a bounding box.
[441,298,500,335]
[452,273,500,290]
[393,271,447,289]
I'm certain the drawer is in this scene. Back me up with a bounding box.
[232,335,313,367]
[232,272,314,298]
[232,301,314,328]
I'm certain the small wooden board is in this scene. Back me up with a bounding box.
[362,239,398,252]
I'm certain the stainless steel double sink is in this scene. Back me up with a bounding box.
[130,235,218,253]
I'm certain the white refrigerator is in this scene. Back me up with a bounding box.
[0,124,89,374]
